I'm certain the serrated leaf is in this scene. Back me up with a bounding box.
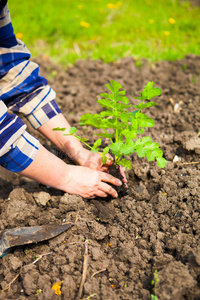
[153,148,163,157]
[109,142,123,156]
[119,159,132,170]
[136,145,147,157]
[141,136,152,144]
[134,82,161,101]
[146,150,155,161]
[53,127,66,131]
[137,128,145,134]
[109,141,135,157]
[115,94,129,104]
[93,138,102,149]
[120,113,129,123]
[69,127,77,134]
[105,84,114,93]
[133,102,158,110]
[135,138,142,145]
[80,114,103,128]
[146,142,159,150]
[103,119,124,130]
[118,90,126,95]
[122,129,137,139]
[100,110,120,119]
[97,98,116,109]
[115,102,131,110]
[102,156,107,164]
[110,80,122,93]
[143,82,161,100]
[102,147,109,156]
[156,157,167,168]
[136,113,155,127]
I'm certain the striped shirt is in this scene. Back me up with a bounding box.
[0,3,61,172]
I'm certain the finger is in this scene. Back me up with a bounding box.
[99,181,118,198]
[101,165,111,173]
[100,172,122,186]
[95,190,108,198]
[120,166,127,183]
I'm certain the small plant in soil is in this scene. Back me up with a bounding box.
[54,80,167,172]
[151,269,159,300]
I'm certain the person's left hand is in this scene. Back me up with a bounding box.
[73,148,127,186]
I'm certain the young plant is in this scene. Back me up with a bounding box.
[151,270,159,300]
[54,80,167,170]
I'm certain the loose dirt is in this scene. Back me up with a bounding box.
[0,55,200,300]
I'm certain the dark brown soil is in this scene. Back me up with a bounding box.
[0,54,200,300]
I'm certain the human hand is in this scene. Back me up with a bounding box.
[74,148,128,186]
[64,165,122,198]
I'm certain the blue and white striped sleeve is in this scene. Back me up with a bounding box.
[0,4,61,172]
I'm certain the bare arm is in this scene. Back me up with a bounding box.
[18,143,122,198]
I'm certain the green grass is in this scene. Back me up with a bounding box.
[9,0,200,65]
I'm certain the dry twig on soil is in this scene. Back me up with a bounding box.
[91,268,107,278]
[76,240,89,300]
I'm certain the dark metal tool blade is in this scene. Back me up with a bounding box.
[0,223,73,257]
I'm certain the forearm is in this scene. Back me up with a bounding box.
[18,143,70,191]
[18,142,121,198]
[38,113,84,164]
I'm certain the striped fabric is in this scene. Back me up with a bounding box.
[0,3,61,172]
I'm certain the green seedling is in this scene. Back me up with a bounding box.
[181,64,187,72]
[151,270,159,300]
[54,80,167,171]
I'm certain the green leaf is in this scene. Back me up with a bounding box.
[102,156,107,164]
[53,127,66,131]
[115,94,129,104]
[134,82,161,101]
[119,159,132,170]
[115,102,132,111]
[122,129,137,139]
[109,80,122,93]
[91,148,99,153]
[80,114,103,128]
[102,110,121,119]
[118,90,126,95]
[93,138,102,149]
[120,113,129,123]
[102,147,109,156]
[97,98,116,109]
[141,136,152,144]
[109,142,123,157]
[146,150,155,161]
[137,128,145,134]
[156,157,167,168]
[136,113,155,127]
[110,140,135,157]
[133,102,158,110]
[153,148,163,157]
[146,142,159,150]
[136,145,147,157]
[69,127,77,134]
[94,132,115,139]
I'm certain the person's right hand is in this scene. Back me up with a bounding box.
[63,165,122,199]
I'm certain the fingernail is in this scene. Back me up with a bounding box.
[118,180,122,185]
[115,193,118,198]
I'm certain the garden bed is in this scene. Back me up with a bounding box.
[0,55,200,300]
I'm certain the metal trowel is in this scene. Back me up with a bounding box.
[0,223,73,257]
